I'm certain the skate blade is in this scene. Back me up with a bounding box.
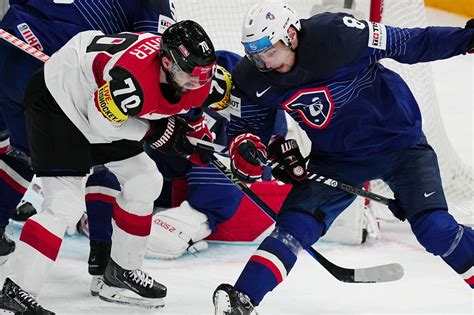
[99,286,164,309]
[213,290,231,315]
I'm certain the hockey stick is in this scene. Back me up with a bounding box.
[188,137,396,206]
[305,172,394,206]
[0,29,50,62]
[208,154,404,283]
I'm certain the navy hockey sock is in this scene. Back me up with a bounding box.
[235,211,324,304]
[85,169,120,242]
[409,210,474,287]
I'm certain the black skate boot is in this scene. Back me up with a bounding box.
[11,201,37,222]
[0,228,15,265]
[213,283,256,315]
[99,258,166,308]
[88,240,111,296]
[0,277,54,314]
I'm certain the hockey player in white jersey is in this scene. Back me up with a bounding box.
[0,0,177,264]
[0,20,217,313]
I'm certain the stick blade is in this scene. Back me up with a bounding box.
[354,263,404,283]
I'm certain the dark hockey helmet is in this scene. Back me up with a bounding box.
[161,20,217,90]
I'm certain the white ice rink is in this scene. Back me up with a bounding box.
[1,7,473,315]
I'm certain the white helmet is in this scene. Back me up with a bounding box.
[241,1,301,55]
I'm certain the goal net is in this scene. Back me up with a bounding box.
[172,0,473,230]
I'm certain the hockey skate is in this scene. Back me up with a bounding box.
[213,283,256,315]
[0,277,54,314]
[98,258,166,308]
[0,229,15,266]
[88,240,111,296]
[11,201,37,222]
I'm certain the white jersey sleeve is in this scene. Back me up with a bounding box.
[44,30,151,143]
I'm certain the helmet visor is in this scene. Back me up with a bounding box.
[169,52,216,90]
[245,45,290,72]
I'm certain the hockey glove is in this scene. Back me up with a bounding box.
[186,114,214,166]
[467,19,474,53]
[145,116,194,156]
[267,136,308,185]
[229,133,267,183]
[202,65,233,111]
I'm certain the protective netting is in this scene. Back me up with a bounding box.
[172,0,473,225]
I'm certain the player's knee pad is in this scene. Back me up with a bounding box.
[147,201,211,259]
[409,210,461,256]
[121,170,163,204]
[42,177,86,227]
[276,210,325,249]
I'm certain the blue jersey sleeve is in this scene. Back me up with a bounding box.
[322,13,474,65]
[369,23,474,64]
[120,0,176,35]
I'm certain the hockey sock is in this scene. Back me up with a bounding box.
[235,211,324,305]
[14,213,66,294]
[85,169,120,242]
[409,210,474,288]
[0,154,32,226]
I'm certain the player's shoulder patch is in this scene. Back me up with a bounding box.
[95,81,129,125]
[95,67,144,124]
[158,14,175,34]
[367,21,387,50]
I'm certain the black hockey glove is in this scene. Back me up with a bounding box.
[267,136,308,185]
[145,116,194,156]
[202,65,233,111]
[466,18,474,53]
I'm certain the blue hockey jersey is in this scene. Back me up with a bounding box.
[230,13,474,161]
[1,0,176,55]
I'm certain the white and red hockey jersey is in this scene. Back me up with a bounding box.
[44,31,211,143]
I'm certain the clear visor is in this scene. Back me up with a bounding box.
[246,44,290,72]
[169,61,216,90]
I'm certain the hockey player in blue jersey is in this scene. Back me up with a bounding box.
[0,0,176,261]
[213,1,474,313]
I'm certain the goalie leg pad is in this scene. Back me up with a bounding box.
[147,201,211,259]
